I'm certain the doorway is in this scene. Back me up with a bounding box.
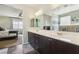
[10,17,23,44]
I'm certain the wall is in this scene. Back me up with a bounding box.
[0,16,12,29]
[51,15,59,31]
[60,16,71,26]
[10,5,37,44]
[23,8,37,44]
[0,5,21,17]
[43,14,51,26]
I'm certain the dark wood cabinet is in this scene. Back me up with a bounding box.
[34,34,40,49]
[28,32,79,54]
[28,32,35,48]
[50,39,78,54]
[28,32,50,54]
[37,35,50,54]
[49,39,56,54]
[28,32,39,49]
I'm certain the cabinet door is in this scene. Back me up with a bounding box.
[52,39,77,54]
[34,34,40,50]
[28,32,35,48]
[49,39,56,54]
[38,35,50,54]
[75,46,79,53]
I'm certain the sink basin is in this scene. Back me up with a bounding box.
[59,38,72,42]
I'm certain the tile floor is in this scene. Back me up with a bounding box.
[0,34,39,54]
[0,44,39,54]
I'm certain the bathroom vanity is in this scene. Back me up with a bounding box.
[28,28,79,54]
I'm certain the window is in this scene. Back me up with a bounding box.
[13,19,23,29]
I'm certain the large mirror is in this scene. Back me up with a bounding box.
[59,9,79,32]
[30,14,52,30]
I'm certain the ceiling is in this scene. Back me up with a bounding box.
[7,4,63,18]
[8,4,63,12]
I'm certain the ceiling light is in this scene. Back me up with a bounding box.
[35,10,43,16]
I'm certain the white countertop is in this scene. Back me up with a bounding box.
[28,27,79,46]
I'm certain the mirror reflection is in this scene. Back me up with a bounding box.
[59,9,79,32]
